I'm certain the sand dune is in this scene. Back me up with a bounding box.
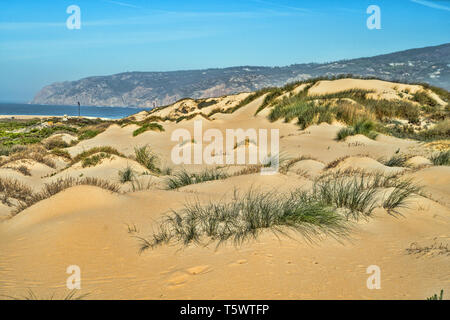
[1,78,448,300]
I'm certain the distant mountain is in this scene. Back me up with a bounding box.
[32,43,450,108]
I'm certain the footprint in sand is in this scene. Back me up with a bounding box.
[186,265,211,275]
[229,259,248,267]
[167,272,189,287]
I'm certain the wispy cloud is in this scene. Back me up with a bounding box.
[250,0,312,13]
[410,0,450,11]
[0,8,304,31]
[101,0,142,9]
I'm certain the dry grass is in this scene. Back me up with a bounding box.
[13,177,120,215]
[0,177,33,206]
[0,145,55,168]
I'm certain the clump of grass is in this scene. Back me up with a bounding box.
[81,152,111,168]
[13,177,120,215]
[0,144,55,168]
[78,129,100,141]
[134,145,160,173]
[430,150,450,166]
[382,154,409,167]
[44,136,69,150]
[427,290,444,301]
[141,171,420,250]
[312,174,378,219]
[17,165,31,176]
[132,122,164,136]
[51,148,72,160]
[0,177,33,206]
[166,168,228,189]
[139,189,349,251]
[336,119,378,141]
[2,289,89,300]
[119,166,135,183]
[72,146,124,164]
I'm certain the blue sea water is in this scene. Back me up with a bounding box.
[0,103,147,119]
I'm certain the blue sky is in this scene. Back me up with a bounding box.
[0,0,449,102]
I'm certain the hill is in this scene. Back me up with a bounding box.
[31,43,450,108]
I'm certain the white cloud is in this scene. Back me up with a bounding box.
[410,0,450,12]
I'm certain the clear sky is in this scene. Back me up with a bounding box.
[0,0,449,102]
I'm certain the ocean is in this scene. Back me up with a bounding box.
[0,103,148,119]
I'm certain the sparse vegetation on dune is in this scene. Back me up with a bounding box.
[139,189,349,251]
[166,168,229,189]
[430,150,450,166]
[0,177,33,206]
[0,144,56,168]
[82,152,112,168]
[134,145,160,173]
[71,146,124,164]
[141,171,420,250]
[336,119,378,141]
[132,122,164,136]
[13,177,120,215]
[119,166,135,183]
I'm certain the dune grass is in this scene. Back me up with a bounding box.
[13,177,120,215]
[139,189,349,251]
[382,154,409,167]
[427,290,444,301]
[140,171,420,250]
[166,168,228,189]
[430,150,450,166]
[1,289,89,300]
[0,144,56,168]
[132,122,164,137]
[71,146,124,164]
[81,152,112,168]
[119,166,135,183]
[134,145,160,173]
[336,119,378,141]
[0,177,33,206]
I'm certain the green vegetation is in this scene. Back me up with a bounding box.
[382,154,409,167]
[81,152,111,168]
[141,171,420,250]
[139,188,348,250]
[336,119,378,141]
[427,290,444,301]
[166,168,228,189]
[72,146,124,164]
[134,145,160,173]
[0,144,55,168]
[119,166,135,183]
[132,122,164,136]
[430,150,450,166]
